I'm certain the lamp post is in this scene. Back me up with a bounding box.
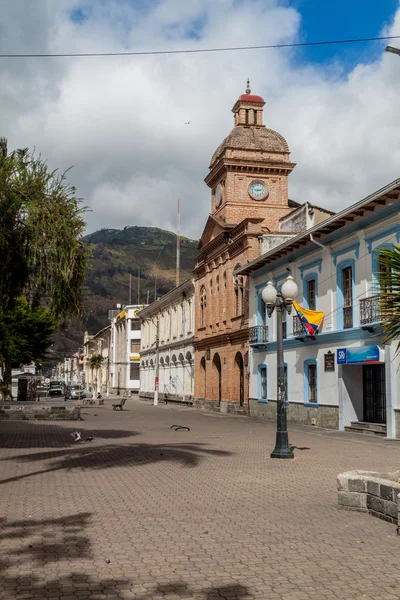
[385,45,400,56]
[262,275,298,459]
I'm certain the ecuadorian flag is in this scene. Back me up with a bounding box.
[293,301,325,335]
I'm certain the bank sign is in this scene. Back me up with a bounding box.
[337,345,382,365]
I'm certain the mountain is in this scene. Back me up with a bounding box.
[48,226,198,364]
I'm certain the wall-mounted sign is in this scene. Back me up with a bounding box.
[324,351,335,372]
[129,354,140,362]
[337,345,382,365]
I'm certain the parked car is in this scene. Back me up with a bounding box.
[49,381,64,397]
[65,385,86,400]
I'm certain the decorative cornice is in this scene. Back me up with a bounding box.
[331,242,360,266]
[365,223,400,253]
[299,258,323,279]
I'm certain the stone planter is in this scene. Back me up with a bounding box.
[338,470,400,529]
[0,401,80,421]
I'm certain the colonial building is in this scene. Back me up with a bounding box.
[139,279,195,403]
[193,81,299,413]
[237,178,400,438]
[110,304,143,395]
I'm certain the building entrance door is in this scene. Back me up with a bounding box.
[363,365,386,424]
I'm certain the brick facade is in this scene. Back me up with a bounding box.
[193,83,296,413]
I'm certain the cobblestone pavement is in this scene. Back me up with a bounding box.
[1,399,400,600]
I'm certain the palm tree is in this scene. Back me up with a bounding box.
[87,354,104,399]
[376,245,400,353]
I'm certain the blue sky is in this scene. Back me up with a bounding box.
[294,0,399,70]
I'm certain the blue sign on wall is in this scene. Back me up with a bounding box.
[337,345,381,365]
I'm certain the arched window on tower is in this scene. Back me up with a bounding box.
[254,110,257,125]
[245,109,249,124]
[234,265,245,317]
[200,286,207,328]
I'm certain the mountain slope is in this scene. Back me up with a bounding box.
[49,226,198,363]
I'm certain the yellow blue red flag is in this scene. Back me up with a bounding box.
[293,301,324,335]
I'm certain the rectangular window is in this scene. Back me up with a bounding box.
[245,109,249,124]
[343,267,352,307]
[308,364,317,403]
[260,367,267,400]
[130,340,140,353]
[254,110,257,125]
[130,363,140,380]
[130,320,140,330]
[307,279,316,311]
[378,257,392,294]
[342,266,353,329]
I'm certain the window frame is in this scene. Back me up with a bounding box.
[258,363,268,403]
[336,258,356,330]
[303,358,319,406]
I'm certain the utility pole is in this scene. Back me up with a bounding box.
[176,197,180,287]
[129,272,132,305]
[154,316,159,406]
[137,267,140,305]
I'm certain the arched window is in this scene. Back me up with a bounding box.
[200,285,207,328]
[234,266,245,316]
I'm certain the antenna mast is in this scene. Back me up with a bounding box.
[176,197,180,287]
[137,266,140,304]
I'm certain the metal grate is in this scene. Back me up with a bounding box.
[343,306,353,329]
[249,326,268,344]
[360,296,381,325]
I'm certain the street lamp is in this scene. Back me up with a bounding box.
[262,275,298,459]
[385,46,400,56]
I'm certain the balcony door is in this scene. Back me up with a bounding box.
[342,266,353,329]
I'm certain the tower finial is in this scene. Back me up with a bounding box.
[246,78,251,94]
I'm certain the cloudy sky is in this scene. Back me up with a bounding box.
[1,0,400,239]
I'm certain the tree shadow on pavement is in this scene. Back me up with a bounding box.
[0,512,251,600]
[0,442,232,485]
[0,420,139,448]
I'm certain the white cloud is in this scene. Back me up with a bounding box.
[0,0,399,239]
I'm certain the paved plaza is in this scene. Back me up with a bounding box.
[1,399,400,600]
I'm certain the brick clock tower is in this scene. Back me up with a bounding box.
[193,81,296,414]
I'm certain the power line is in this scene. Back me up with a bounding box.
[1,35,400,58]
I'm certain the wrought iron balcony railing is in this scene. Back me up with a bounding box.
[343,306,353,329]
[249,325,268,344]
[292,316,306,337]
[360,296,383,325]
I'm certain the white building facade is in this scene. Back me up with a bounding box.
[139,279,195,403]
[110,305,143,395]
[237,179,400,438]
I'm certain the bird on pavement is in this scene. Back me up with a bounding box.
[70,431,81,442]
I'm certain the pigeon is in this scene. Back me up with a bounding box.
[85,436,93,442]
[70,431,81,442]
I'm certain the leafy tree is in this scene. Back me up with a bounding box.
[377,245,400,353]
[0,138,87,396]
[0,298,56,399]
[87,354,104,398]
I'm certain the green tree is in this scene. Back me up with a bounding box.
[0,138,87,396]
[376,245,400,353]
[0,298,56,398]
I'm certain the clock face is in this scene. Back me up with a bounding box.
[215,184,222,207]
[249,180,268,200]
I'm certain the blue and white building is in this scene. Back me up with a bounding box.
[236,179,400,438]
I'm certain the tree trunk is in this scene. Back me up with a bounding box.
[0,360,13,400]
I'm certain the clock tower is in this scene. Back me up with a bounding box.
[193,82,297,416]
[205,80,295,230]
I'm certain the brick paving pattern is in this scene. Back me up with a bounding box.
[1,398,400,599]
